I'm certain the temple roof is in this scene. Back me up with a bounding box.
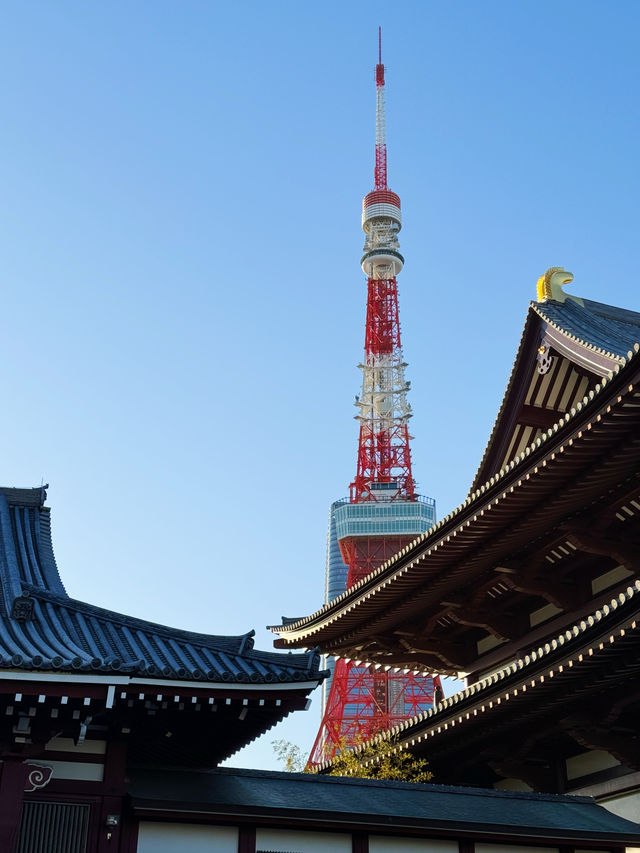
[472,294,640,490]
[311,580,640,785]
[270,292,640,670]
[0,486,323,686]
[538,297,640,358]
[129,765,640,843]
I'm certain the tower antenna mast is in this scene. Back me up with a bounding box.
[309,32,440,766]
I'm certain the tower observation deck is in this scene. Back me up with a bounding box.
[309,32,441,767]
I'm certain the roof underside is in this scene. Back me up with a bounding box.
[318,580,640,789]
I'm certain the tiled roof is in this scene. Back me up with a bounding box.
[534,297,640,360]
[472,296,640,491]
[0,486,323,685]
[129,765,640,842]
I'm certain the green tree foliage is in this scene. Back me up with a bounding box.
[272,736,432,782]
[272,739,307,772]
[327,737,433,783]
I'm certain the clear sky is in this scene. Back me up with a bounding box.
[1,1,639,770]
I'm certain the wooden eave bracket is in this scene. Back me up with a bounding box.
[560,524,640,572]
[517,404,560,431]
[488,757,559,792]
[561,714,640,770]
[395,637,468,672]
[504,571,585,612]
[449,608,521,643]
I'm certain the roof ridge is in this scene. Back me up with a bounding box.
[468,307,536,496]
[0,486,48,508]
[205,765,595,801]
[20,584,322,671]
[532,299,640,361]
[21,584,254,654]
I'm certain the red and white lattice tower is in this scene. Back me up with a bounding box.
[309,31,441,767]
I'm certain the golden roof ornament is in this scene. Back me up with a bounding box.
[536,266,583,305]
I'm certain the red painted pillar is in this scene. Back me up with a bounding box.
[0,755,29,853]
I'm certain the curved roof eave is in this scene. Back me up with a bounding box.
[310,579,640,774]
[270,341,640,647]
[0,487,326,687]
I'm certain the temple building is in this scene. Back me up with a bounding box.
[272,268,640,822]
[0,484,325,849]
[2,471,640,851]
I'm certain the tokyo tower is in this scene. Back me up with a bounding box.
[309,31,441,766]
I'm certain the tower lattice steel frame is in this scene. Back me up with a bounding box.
[309,32,441,767]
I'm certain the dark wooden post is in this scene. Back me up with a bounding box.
[238,825,256,853]
[0,754,29,853]
[352,831,368,853]
[97,740,128,853]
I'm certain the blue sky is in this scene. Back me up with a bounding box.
[1,1,639,769]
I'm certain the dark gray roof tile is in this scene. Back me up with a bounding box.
[535,297,640,358]
[129,766,640,842]
[0,487,325,687]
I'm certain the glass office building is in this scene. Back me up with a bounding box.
[320,495,436,712]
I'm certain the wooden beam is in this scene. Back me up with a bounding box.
[517,404,559,430]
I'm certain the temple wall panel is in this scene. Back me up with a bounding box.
[255,827,351,852]
[476,845,559,853]
[369,837,457,853]
[599,790,640,823]
[137,822,238,852]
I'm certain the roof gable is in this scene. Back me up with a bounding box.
[471,293,640,491]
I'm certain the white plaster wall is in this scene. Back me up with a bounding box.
[45,736,106,754]
[369,837,457,853]
[43,759,104,782]
[566,749,620,781]
[575,849,613,853]
[256,828,350,852]
[600,789,640,822]
[476,845,559,853]
[137,822,238,853]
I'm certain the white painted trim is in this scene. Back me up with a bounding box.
[39,759,104,782]
[45,736,106,755]
[0,670,319,694]
[256,827,351,853]
[0,672,130,685]
[131,677,320,692]
[138,823,238,853]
